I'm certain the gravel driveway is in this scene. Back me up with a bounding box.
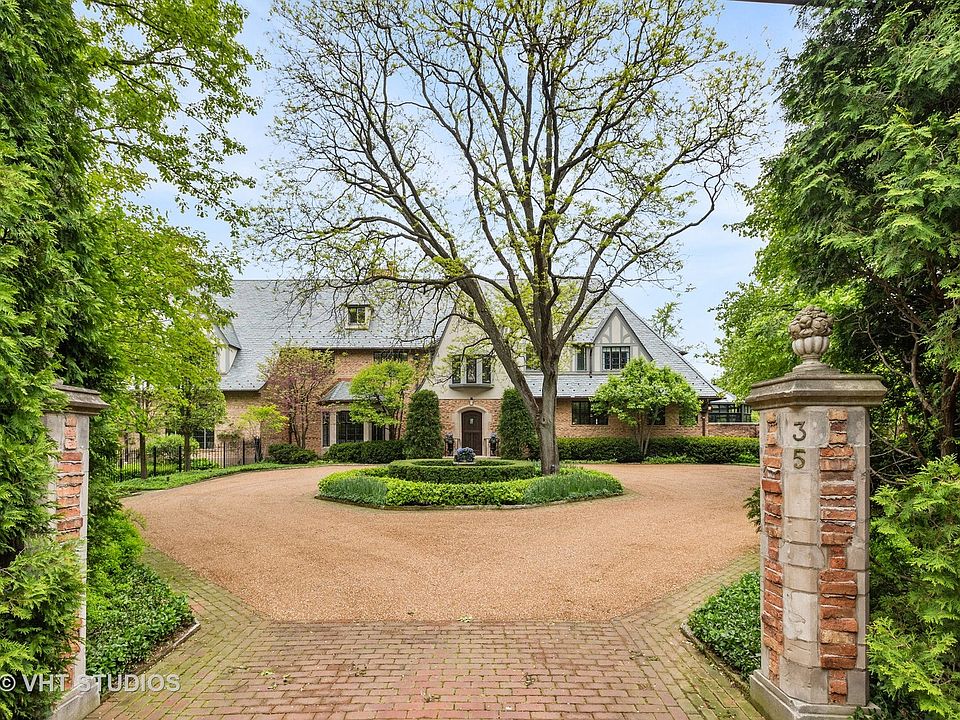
[124,463,758,622]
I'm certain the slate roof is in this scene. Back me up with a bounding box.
[215,280,720,399]
[324,380,354,402]
[565,292,720,399]
[216,280,444,391]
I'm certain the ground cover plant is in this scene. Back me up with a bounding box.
[317,465,622,507]
[687,571,761,678]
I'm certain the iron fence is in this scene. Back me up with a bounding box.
[109,438,263,482]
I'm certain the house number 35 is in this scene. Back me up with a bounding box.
[792,421,807,469]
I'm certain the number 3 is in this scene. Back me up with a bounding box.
[793,421,807,442]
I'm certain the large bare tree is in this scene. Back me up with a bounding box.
[254,0,762,472]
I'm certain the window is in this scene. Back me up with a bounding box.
[374,350,408,363]
[322,412,330,447]
[192,428,215,450]
[450,356,493,386]
[336,410,364,443]
[648,407,666,426]
[346,304,369,328]
[602,345,631,371]
[571,400,608,426]
[371,424,385,441]
[709,403,754,423]
[573,345,589,372]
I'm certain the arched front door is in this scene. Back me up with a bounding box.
[461,410,483,453]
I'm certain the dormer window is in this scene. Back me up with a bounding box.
[573,345,590,372]
[602,345,630,371]
[346,304,370,328]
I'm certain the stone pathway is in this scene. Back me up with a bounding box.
[90,550,761,720]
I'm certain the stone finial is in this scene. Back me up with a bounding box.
[789,305,833,366]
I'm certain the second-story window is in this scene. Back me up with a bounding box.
[374,350,408,363]
[602,345,631,371]
[573,345,589,371]
[450,356,493,385]
[346,304,369,328]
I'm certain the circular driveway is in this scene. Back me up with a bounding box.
[125,463,758,622]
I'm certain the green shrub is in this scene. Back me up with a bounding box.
[86,505,193,676]
[522,468,623,503]
[268,443,319,464]
[688,571,761,678]
[145,434,185,453]
[384,477,527,506]
[497,388,537,459]
[318,466,622,507]
[324,440,406,463]
[551,436,760,463]
[317,470,389,505]
[386,458,540,484]
[869,457,960,719]
[646,436,759,464]
[87,562,193,676]
[403,390,443,458]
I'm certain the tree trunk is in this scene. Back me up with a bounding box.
[139,432,148,480]
[183,432,192,472]
[538,369,560,474]
[941,370,957,456]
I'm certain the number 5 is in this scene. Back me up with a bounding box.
[793,448,806,469]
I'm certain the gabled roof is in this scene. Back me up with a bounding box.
[216,280,444,391]
[568,292,720,399]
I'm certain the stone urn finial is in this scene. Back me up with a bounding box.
[789,305,833,367]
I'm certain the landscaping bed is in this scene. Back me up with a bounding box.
[317,460,623,507]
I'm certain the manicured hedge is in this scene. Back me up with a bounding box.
[687,571,761,677]
[317,467,623,507]
[324,440,406,463]
[268,443,319,464]
[553,436,759,463]
[386,458,540,484]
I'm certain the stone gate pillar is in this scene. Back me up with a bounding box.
[42,384,107,720]
[746,308,885,720]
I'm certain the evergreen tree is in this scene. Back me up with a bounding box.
[403,390,443,458]
[497,389,537,460]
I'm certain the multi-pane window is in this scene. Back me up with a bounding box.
[648,407,666,426]
[374,350,408,363]
[191,428,215,449]
[371,424,386,441]
[708,403,753,423]
[602,345,631,371]
[336,410,364,442]
[322,412,331,447]
[346,304,369,327]
[450,356,493,385]
[573,345,589,371]
[571,400,608,426]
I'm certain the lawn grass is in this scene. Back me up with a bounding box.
[116,461,325,494]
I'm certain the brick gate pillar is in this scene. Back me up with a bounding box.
[745,308,885,720]
[42,384,107,720]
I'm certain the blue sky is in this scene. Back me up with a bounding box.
[151,0,808,384]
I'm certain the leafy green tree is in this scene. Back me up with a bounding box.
[593,359,699,458]
[162,329,226,471]
[714,0,960,461]
[349,361,416,440]
[236,405,289,439]
[253,0,762,473]
[403,390,443,458]
[260,346,335,448]
[870,456,960,719]
[497,388,537,460]
[0,0,101,716]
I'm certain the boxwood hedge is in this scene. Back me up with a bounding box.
[323,440,406,464]
[553,436,759,463]
[386,458,540,484]
[317,466,622,507]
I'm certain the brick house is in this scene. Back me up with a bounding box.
[212,280,756,454]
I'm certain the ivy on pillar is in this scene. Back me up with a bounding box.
[42,384,107,720]
[746,307,885,720]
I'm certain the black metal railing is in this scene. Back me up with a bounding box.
[110,438,263,482]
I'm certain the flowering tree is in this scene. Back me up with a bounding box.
[260,346,335,448]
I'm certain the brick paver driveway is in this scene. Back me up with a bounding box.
[121,463,758,621]
[91,464,762,719]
